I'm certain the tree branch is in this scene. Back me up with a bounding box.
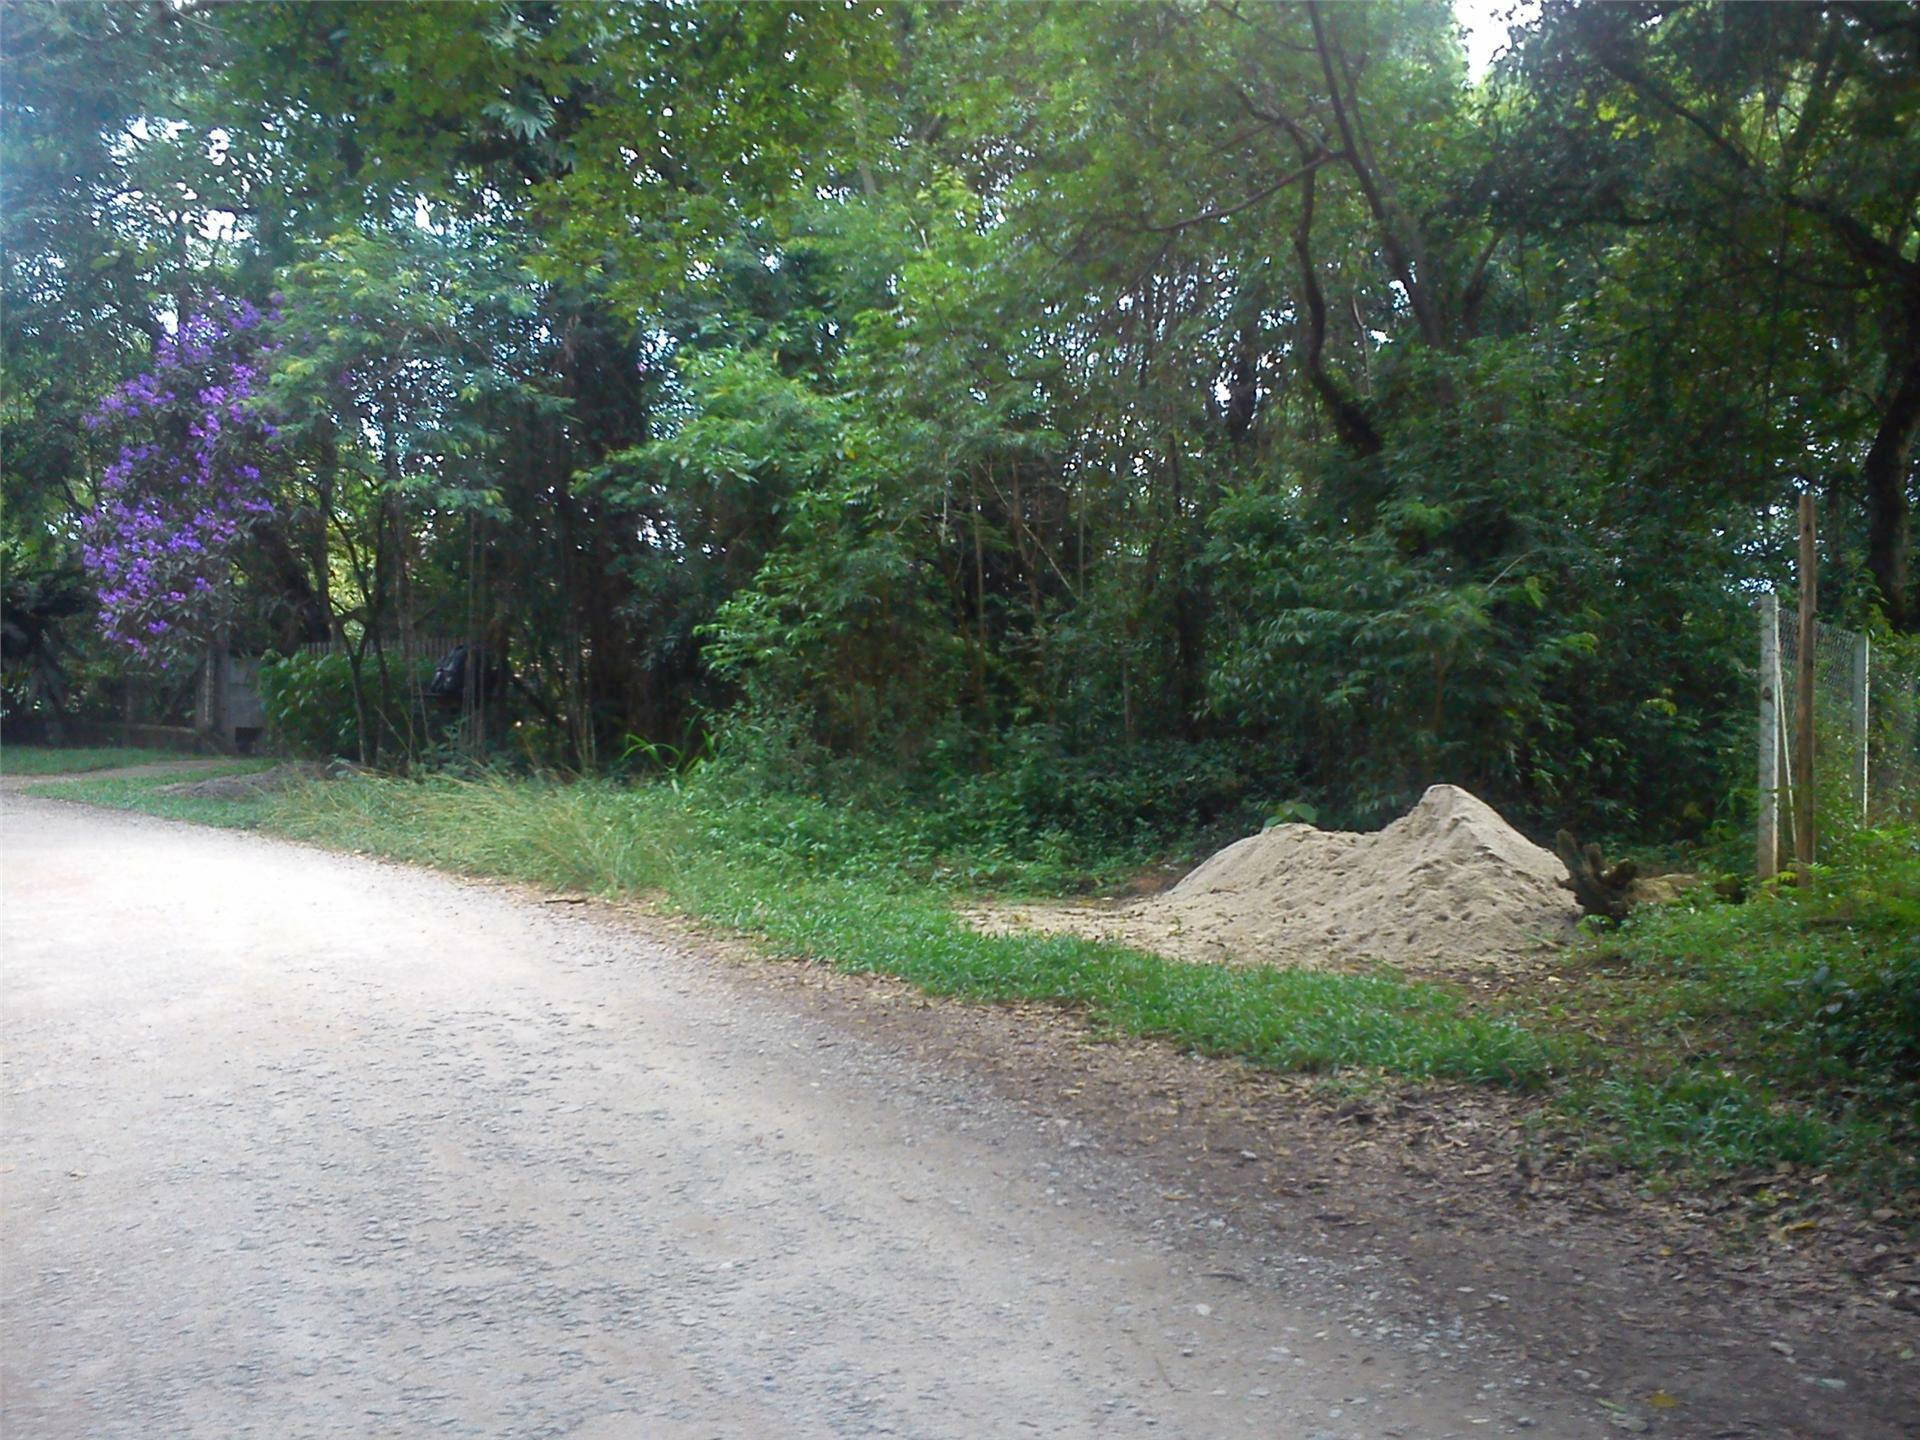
[1459,231,1502,336]
[1587,32,1920,285]
[1141,150,1345,234]
[1306,0,1449,348]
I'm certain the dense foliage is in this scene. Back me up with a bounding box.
[5,0,1916,841]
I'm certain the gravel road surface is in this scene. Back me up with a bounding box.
[2,793,1600,1438]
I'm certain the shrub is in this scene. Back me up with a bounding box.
[258,650,436,761]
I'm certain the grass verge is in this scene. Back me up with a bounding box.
[1543,826,1919,1199]
[32,763,279,828]
[0,744,207,776]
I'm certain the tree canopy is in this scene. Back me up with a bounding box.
[4,0,1915,836]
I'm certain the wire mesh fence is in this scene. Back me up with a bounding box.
[1762,593,1920,873]
[294,634,468,664]
[1859,640,1920,823]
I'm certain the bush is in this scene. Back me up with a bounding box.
[1613,825,1920,1091]
[258,650,436,761]
[920,728,1297,861]
[671,717,1301,893]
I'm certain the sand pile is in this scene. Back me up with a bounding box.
[974,784,1581,976]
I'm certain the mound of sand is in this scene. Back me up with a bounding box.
[972,784,1581,977]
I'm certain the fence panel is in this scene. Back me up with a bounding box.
[294,635,467,666]
[1764,594,1920,872]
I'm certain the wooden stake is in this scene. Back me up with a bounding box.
[1756,591,1780,881]
[1794,494,1817,872]
[1851,632,1870,822]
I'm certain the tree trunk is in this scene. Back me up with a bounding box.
[1167,444,1208,738]
[1291,166,1381,456]
[1863,330,1919,632]
[1224,310,1259,446]
[1307,2,1449,353]
[313,417,336,626]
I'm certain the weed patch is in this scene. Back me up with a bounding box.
[1535,826,1920,1200]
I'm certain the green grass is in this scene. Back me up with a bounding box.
[34,763,281,828]
[0,744,206,776]
[1537,824,1920,1199]
[683,876,1551,1084]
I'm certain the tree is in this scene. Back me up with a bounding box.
[10,0,1908,841]
[80,292,281,666]
[1503,0,1920,629]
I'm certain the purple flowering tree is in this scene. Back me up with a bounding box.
[81,293,280,667]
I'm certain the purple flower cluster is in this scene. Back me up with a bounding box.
[81,292,281,664]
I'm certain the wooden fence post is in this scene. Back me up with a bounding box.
[1851,633,1870,822]
[1757,591,1781,881]
[1794,494,1818,873]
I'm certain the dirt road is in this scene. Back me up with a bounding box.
[0,793,1624,1438]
